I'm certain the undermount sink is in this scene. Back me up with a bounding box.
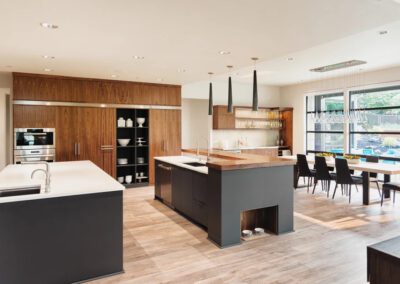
[183,162,207,167]
[0,185,41,198]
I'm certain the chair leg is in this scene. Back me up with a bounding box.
[303,177,306,184]
[307,177,310,193]
[312,180,317,194]
[376,181,381,197]
[394,190,396,204]
[333,183,338,199]
[349,184,352,204]
[341,184,344,196]
[355,184,359,192]
[381,188,385,206]
[327,180,331,198]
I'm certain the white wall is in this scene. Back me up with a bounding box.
[280,66,400,155]
[0,72,12,169]
[182,81,281,149]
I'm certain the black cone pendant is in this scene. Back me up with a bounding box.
[208,72,213,116]
[227,65,233,113]
[251,57,259,111]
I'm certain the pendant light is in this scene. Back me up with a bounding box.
[251,57,259,111]
[227,65,233,113]
[208,72,213,116]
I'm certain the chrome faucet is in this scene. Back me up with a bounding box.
[22,161,51,193]
[196,137,211,162]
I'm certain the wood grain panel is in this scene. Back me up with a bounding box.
[280,110,293,152]
[213,106,235,129]
[101,108,116,177]
[241,148,278,157]
[13,105,56,128]
[165,110,181,155]
[149,109,165,184]
[13,73,181,106]
[55,106,79,162]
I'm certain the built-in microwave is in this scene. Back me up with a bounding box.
[14,128,56,150]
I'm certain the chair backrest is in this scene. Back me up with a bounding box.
[297,154,312,176]
[315,156,331,180]
[366,156,379,178]
[335,158,353,184]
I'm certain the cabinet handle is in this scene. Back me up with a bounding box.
[78,143,81,156]
[158,164,172,171]
[74,143,77,156]
[101,145,114,151]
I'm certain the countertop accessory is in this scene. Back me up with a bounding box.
[117,176,124,183]
[137,117,145,127]
[117,139,131,146]
[254,227,265,234]
[117,117,126,127]
[242,229,253,238]
[117,158,128,165]
[137,157,144,164]
[126,118,133,127]
[140,172,144,177]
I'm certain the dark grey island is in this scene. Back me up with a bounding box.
[0,161,124,284]
[155,149,296,248]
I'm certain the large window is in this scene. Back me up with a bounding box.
[306,93,344,153]
[349,86,400,159]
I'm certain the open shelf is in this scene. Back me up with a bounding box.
[116,108,149,188]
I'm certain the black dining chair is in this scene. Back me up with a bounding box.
[297,154,315,192]
[312,156,336,197]
[366,156,381,197]
[332,158,363,203]
[381,182,400,206]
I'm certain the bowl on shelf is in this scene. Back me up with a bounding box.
[241,230,253,238]
[117,176,124,183]
[117,139,131,146]
[117,158,128,165]
[137,117,146,127]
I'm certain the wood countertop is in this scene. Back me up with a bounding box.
[182,149,296,171]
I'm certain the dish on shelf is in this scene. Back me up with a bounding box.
[117,176,124,183]
[241,230,253,238]
[117,117,126,127]
[117,158,128,165]
[254,228,265,235]
[137,117,146,127]
[136,176,148,179]
[125,175,133,184]
[117,139,131,146]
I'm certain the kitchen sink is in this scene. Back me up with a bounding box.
[0,186,41,198]
[183,162,207,167]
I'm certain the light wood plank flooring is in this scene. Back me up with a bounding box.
[92,183,400,284]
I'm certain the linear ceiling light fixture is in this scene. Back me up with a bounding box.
[251,57,259,111]
[310,60,367,73]
[208,72,213,116]
[227,65,233,113]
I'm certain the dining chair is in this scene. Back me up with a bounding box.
[312,156,336,197]
[366,156,381,197]
[332,158,363,203]
[381,182,400,206]
[296,154,315,192]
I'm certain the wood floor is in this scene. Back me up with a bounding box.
[91,182,400,284]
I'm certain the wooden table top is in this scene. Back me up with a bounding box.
[281,155,400,175]
[181,149,296,171]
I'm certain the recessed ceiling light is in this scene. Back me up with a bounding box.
[111,74,117,78]
[219,50,231,55]
[42,55,55,59]
[40,22,59,29]
[44,68,52,72]
[378,30,388,35]
[287,57,294,61]
[133,55,145,60]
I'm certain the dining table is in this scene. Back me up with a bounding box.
[280,155,400,205]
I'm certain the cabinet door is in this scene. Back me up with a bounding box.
[55,107,79,162]
[100,108,116,177]
[164,110,181,156]
[149,109,166,184]
[192,172,208,227]
[77,107,103,168]
[13,105,56,128]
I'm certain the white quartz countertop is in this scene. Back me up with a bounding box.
[155,156,208,174]
[0,161,124,204]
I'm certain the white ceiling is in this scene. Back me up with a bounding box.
[0,0,400,86]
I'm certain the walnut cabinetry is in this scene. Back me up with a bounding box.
[149,109,181,184]
[13,73,181,106]
[241,148,278,157]
[212,106,235,129]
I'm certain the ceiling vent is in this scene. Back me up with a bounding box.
[310,60,367,72]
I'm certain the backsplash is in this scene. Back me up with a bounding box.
[212,130,279,149]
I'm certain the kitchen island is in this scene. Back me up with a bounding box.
[0,161,124,284]
[155,149,296,248]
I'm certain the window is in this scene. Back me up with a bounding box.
[306,93,344,154]
[349,86,400,159]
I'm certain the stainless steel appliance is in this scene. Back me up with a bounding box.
[13,128,56,163]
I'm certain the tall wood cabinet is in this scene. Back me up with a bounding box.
[149,109,181,184]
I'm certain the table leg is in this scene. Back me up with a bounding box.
[362,171,370,205]
[384,174,391,198]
